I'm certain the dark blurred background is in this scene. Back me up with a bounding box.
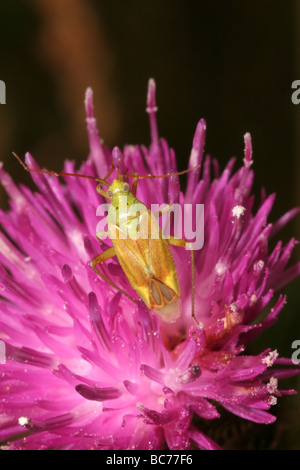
[0,0,300,449]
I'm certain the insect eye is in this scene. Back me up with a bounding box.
[107,190,113,198]
[123,183,130,192]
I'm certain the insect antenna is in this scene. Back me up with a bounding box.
[102,164,115,182]
[123,164,201,180]
[12,152,110,186]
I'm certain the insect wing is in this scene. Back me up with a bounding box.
[108,209,181,322]
[108,221,152,307]
[143,210,181,294]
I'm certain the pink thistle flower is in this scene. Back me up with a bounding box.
[0,79,299,450]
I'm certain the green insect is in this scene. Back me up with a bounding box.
[13,153,198,324]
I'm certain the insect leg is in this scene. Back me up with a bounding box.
[153,203,173,219]
[167,236,197,326]
[89,247,138,304]
[96,185,109,198]
[131,174,139,197]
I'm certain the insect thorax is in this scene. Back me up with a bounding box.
[107,194,149,240]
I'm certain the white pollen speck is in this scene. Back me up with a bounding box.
[215,261,226,275]
[229,303,238,312]
[269,396,277,406]
[267,377,278,394]
[232,205,246,219]
[262,350,279,367]
[253,260,264,274]
[18,416,29,427]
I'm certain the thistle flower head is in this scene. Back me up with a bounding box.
[0,79,299,450]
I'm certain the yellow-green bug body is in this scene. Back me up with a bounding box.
[94,178,183,322]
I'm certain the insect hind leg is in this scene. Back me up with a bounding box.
[167,236,198,326]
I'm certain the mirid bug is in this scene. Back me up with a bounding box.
[12,152,199,324]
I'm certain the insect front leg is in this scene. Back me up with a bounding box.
[89,247,138,304]
[131,174,139,197]
[167,236,197,326]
